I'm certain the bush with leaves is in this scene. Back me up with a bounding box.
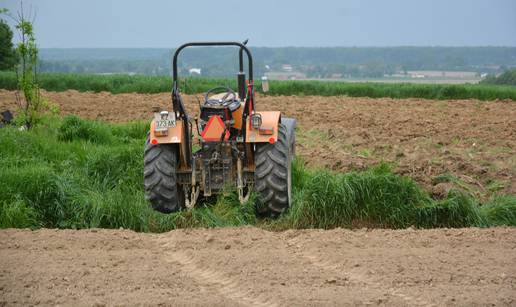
[1,6,58,128]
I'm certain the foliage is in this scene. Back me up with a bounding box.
[481,69,516,86]
[0,18,18,70]
[2,5,49,128]
[0,72,515,101]
[0,116,514,231]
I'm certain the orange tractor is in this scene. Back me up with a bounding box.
[144,41,296,216]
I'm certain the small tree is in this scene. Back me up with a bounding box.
[2,5,49,129]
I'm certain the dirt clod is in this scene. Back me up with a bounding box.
[432,182,454,199]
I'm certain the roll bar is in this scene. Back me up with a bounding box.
[171,41,255,126]
[170,41,255,166]
[172,41,253,86]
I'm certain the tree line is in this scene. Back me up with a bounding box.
[33,46,516,78]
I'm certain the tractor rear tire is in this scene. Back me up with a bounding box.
[143,135,184,213]
[254,123,292,217]
[281,117,296,157]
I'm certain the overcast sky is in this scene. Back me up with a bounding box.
[1,0,515,48]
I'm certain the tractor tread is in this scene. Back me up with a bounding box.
[143,135,183,213]
[254,123,292,217]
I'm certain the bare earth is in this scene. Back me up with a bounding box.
[0,90,514,198]
[1,227,515,306]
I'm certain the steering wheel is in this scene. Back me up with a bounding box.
[204,86,237,107]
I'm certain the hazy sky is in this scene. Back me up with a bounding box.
[1,0,515,48]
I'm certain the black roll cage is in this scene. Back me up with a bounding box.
[171,41,254,122]
[170,41,255,167]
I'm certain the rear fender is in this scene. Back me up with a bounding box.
[149,120,183,144]
[245,111,280,143]
[149,120,190,168]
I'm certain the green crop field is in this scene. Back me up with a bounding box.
[1,71,515,101]
[0,116,514,231]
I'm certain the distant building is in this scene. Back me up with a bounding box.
[265,72,306,80]
[281,64,293,72]
[407,70,477,78]
[189,68,201,75]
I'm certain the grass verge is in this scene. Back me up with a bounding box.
[1,71,515,101]
[0,116,514,231]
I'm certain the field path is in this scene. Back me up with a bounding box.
[1,227,515,306]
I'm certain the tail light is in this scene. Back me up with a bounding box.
[251,113,262,129]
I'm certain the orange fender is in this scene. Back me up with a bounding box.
[245,111,281,143]
[149,120,183,144]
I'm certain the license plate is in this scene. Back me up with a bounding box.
[155,119,176,129]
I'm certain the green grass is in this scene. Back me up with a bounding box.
[1,71,515,100]
[0,116,514,232]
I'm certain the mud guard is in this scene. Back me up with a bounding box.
[245,111,281,143]
[148,120,189,168]
[149,120,183,144]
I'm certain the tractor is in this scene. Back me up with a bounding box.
[144,41,296,216]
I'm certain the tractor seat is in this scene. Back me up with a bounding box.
[205,92,239,105]
[201,91,242,123]
[204,92,241,112]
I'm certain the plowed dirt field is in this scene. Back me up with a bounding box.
[1,227,515,306]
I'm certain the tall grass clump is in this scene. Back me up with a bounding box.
[0,116,514,232]
[58,115,113,143]
[415,190,484,228]
[0,117,258,231]
[0,200,39,229]
[479,195,516,226]
[282,161,515,229]
[286,164,434,229]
